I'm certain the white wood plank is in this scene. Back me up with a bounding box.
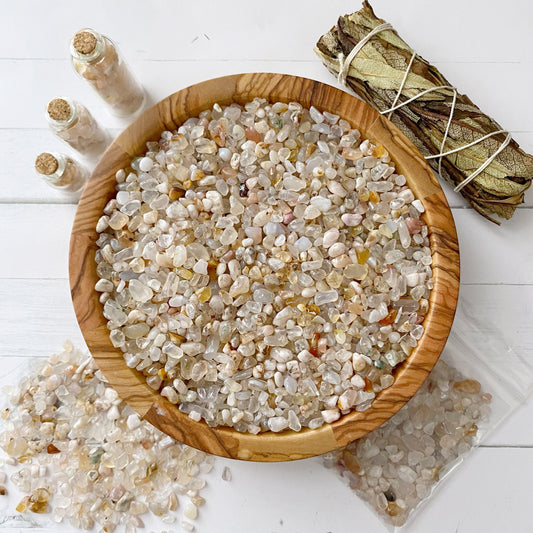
[2,203,533,284]
[0,281,531,445]
[0,60,328,131]
[0,204,75,279]
[0,448,529,533]
[454,207,533,285]
[190,448,533,533]
[3,126,531,208]
[0,280,85,357]
[1,58,531,210]
[0,128,121,205]
[1,59,533,133]
[3,128,533,207]
[1,280,530,359]
[0,0,531,63]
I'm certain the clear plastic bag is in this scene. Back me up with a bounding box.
[323,292,533,529]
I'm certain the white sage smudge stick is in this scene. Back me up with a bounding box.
[315,1,533,223]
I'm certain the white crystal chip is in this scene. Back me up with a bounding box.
[315,290,339,306]
[128,279,153,302]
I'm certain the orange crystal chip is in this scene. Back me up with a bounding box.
[309,347,319,357]
[168,332,185,343]
[453,379,481,394]
[369,191,380,203]
[168,187,185,201]
[47,443,60,454]
[372,144,387,158]
[379,309,397,326]
[341,449,361,474]
[245,127,262,143]
[356,249,370,264]
[16,496,31,513]
[309,332,321,357]
[386,501,401,517]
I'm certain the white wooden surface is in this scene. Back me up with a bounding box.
[1,1,532,531]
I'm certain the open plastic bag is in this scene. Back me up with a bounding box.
[322,291,533,529]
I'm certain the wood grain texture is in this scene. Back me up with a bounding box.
[69,73,460,461]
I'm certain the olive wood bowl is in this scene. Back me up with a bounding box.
[69,73,460,462]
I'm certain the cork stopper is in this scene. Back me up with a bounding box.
[72,30,97,55]
[35,153,59,175]
[47,98,72,121]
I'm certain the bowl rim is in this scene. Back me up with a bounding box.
[69,72,460,462]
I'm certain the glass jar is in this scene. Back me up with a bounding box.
[35,152,89,196]
[70,28,145,117]
[46,97,109,158]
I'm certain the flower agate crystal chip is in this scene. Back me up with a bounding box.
[0,343,213,529]
[222,466,232,481]
[325,360,492,526]
[95,98,433,433]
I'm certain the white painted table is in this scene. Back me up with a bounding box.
[1,1,532,531]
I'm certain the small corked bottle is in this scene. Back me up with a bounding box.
[46,97,109,158]
[35,152,89,196]
[70,28,145,117]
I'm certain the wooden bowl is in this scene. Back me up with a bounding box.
[70,73,459,462]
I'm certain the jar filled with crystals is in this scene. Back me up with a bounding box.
[70,28,145,117]
[46,97,109,158]
[35,152,89,196]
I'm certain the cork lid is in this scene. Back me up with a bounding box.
[35,153,58,175]
[72,30,97,55]
[47,98,72,121]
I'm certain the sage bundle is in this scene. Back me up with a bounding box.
[315,1,533,223]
